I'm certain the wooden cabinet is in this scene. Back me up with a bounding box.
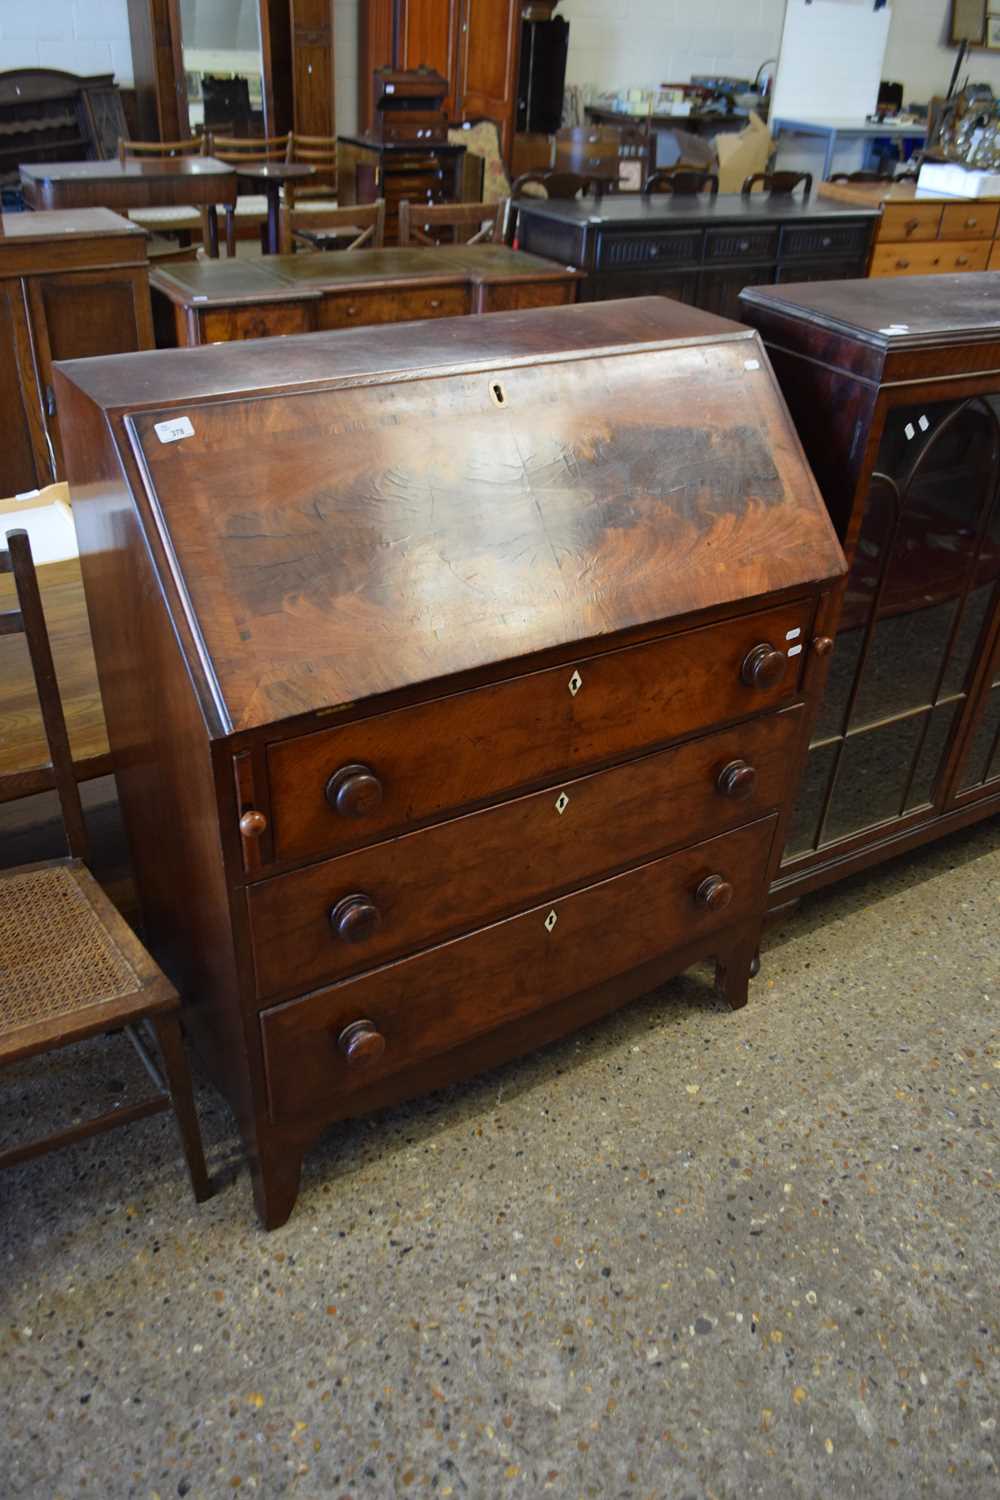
[0,209,152,497]
[741,273,1000,907]
[360,0,520,156]
[58,297,844,1227]
[817,179,1000,280]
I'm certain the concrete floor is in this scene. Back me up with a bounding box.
[2,819,998,1499]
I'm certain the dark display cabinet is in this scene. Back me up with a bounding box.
[740,274,1000,906]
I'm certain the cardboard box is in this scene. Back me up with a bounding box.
[715,112,772,194]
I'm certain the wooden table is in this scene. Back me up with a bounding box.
[517,193,878,320]
[18,158,237,259]
[151,245,584,346]
[234,162,316,255]
[817,178,1000,277]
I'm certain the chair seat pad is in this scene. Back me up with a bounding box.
[291,198,341,215]
[128,205,203,226]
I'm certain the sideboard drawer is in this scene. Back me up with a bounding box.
[779,223,871,259]
[704,227,778,262]
[879,203,942,242]
[260,814,779,1122]
[250,708,802,1000]
[938,203,999,240]
[266,600,813,865]
[594,229,702,270]
[869,239,990,278]
[320,283,470,329]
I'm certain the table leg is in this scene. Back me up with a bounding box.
[266,182,281,255]
[206,204,220,259]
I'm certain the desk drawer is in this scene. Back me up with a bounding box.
[260,815,778,1121]
[480,280,577,313]
[869,239,990,277]
[319,283,470,329]
[704,227,778,262]
[198,301,314,343]
[265,599,813,865]
[879,203,942,242]
[991,241,1000,271]
[595,229,702,270]
[939,203,999,240]
[250,709,801,1001]
[779,223,871,259]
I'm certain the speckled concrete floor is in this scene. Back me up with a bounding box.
[2,820,998,1500]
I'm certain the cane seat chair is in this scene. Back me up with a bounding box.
[0,528,210,1204]
[207,132,291,255]
[117,137,209,249]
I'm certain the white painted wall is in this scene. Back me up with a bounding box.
[884,0,1000,99]
[0,0,134,83]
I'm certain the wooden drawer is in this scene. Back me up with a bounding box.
[595,229,702,270]
[249,708,802,1001]
[265,599,814,865]
[260,814,779,1121]
[991,240,1000,271]
[480,280,577,313]
[319,283,470,329]
[779,223,871,260]
[198,301,315,343]
[869,239,991,278]
[704,227,778,262]
[939,203,999,240]
[879,203,942,243]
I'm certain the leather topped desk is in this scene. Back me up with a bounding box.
[151,245,584,346]
[517,193,879,319]
[19,158,237,258]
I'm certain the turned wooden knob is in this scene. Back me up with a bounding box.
[239,809,267,837]
[337,1019,386,1067]
[716,759,756,799]
[329,893,382,945]
[741,642,786,690]
[812,635,834,657]
[325,763,383,819]
[695,874,734,912]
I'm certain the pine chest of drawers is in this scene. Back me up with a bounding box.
[57,298,845,1227]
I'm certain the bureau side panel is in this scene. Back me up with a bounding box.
[55,377,248,1112]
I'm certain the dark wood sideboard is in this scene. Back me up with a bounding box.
[517,194,879,319]
[0,208,152,497]
[56,298,845,1227]
[740,274,1000,906]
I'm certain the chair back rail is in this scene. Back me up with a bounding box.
[398,199,503,246]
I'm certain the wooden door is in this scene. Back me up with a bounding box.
[0,280,47,495]
[289,0,335,137]
[126,0,189,139]
[25,271,154,478]
[456,0,519,158]
[358,0,396,132]
[398,0,460,116]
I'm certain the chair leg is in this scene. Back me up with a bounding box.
[226,207,236,258]
[149,1010,212,1203]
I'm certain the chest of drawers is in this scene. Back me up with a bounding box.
[57,298,845,1227]
[817,179,1000,279]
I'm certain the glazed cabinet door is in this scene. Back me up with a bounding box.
[949,604,1000,802]
[25,269,154,478]
[784,394,1000,865]
[0,279,47,495]
[455,0,519,157]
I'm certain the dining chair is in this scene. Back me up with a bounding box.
[642,168,719,196]
[506,170,598,244]
[290,199,386,253]
[0,528,211,1206]
[207,132,291,255]
[398,199,504,246]
[117,136,208,251]
[281,132,341,252]
[742,170,813,196]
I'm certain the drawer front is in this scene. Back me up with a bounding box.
[319,283,470,329]
[266,600,813,866]
[939,203,999,240]
[481,280,577,313]
[260,815,779,1121]
[595,229,702,270]
[250,708,802,1001]
[704,227,778,262]
[879,203,942,242]
[779,223,871,259]
[991,240,1000,271]
[198,301,314,343]
[775,257,858,285]
[869,239,991,277]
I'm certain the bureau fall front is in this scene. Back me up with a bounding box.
[56,298,844,1226]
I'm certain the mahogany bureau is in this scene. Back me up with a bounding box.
[56,298,845,1227]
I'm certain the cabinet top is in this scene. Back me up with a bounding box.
[58,299,843,736]
[514,194,879,229]
[0,207,144,241]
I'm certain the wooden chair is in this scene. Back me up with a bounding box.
[207,132,290,255]
[398,199,504,246]
[0,528,210,1205]
[117,136,208,251]
[507,170,597,245]
[280,132,340,253]
[742,170,813,197]
[642,168,719,196]
[291,199,386,253]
